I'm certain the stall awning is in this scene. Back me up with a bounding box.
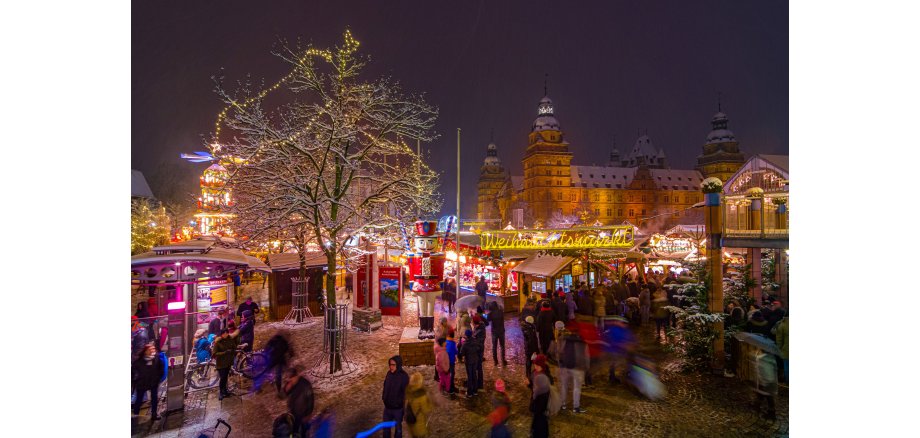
[266,252,332,272]
[511,254,573,277]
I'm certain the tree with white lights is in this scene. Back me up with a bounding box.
[212,30,441,371]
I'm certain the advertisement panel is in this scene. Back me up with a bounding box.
[378,266,402,316]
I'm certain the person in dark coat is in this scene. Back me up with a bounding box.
[212,327,240,400]
[132,344,165,421]
[471,316,486,392]
[208,308,229,337]
[459,330,483,397]
[745,311,772,337]
[442,278,457,314]
[475,276,489,302]
[239,310,255,352]
[382,355,410,438]
[535,301,556,356]
[766,301,786,334]
[260,332,293,394]
[627,280,640,298]
[576,289,595,318]
[552,292,567,323]
[486,301,507,366]
[529,354,551,438]
[236,296,261,319]
[521,316,540,382]
[135,302,150,319]
[283,366,315,438]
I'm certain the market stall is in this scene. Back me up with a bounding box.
[511,254,574,308]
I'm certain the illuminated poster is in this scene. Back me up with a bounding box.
[507,271,519,293]
[378,267,402,316]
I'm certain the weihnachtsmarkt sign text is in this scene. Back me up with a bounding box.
[478,226,634,251]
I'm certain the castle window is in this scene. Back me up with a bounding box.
[606,208,611,217]
[641,209,646,215]
[605,184,611,189]
[616,184,622,189]
[590,174,594,178]
[557,161,561,165]
[618,209,623,216]
[668,177,672,181]
[602,175,606,179]
[629,209,634,217]
[556,180,561,186]
[663,196,668,203]
[641,195,647,202]
[557,193,562,200]
[594,208,599,216]
[683,186,689,190]
[678,177,682,181]
[593,193,599,201]
[593,184,599,188]
[581,183,587,188]
[546,170,551,176]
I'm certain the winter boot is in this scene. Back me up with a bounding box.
[418,318,427,340]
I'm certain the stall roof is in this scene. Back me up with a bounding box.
[512,254,574,277]
[267,252,331,271]
[131,246,271,272]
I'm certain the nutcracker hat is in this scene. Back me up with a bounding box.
[414,220,439,237]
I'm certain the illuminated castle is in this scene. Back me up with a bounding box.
[194,163,235,236]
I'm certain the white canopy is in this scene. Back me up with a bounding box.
[511,254,573,277]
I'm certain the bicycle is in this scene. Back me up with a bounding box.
[185,357,220,390]
[232,344,268,380]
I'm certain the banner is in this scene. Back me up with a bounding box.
[378,267,402,316]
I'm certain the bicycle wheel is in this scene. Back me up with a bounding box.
[238,352,269,379]
[188,361,220,389]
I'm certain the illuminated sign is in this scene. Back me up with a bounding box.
[478,226,634,251]
[648,234,698,256]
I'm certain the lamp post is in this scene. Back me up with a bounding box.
[456,128,462,296]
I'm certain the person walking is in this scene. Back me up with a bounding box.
[405,372,433,438]
[442,278,457,314]
[752,347,779,420]
[382,355,410,438]
[485,301,507,366]
[212,328,240,400]
[261,332,294,395]
[639,285,651,326]
[435,337,451,394]
[552,291,567,323]
[558,327,588,413]
[488,379,512,438]
[521,315,540,383]
[529,354,551,438]
[445,330,459,394]
[459,329,483,397]
[536,301,555,356]
[471,315,486,391]
[283,366,315,438]
[605,316,636,384]
[131,344,165,421]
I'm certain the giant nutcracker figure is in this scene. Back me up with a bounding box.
[407,220,445,339]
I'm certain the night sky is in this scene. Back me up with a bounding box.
[132,0,788,218]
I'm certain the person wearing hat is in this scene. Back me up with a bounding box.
[208,307,229,337]
[552,291,567,323]
[521,316,540,382]
[236,296,261,320]
[745,311,772,338]
[488,379,512,438]
[535,301,556,356]
[529,354,551,438]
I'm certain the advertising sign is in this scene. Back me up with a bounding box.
[378,266,402,316]
[478,226,634,251]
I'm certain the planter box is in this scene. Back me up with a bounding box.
[399,327,434,366]
[352,307,382,332]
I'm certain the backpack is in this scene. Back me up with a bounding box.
[405,401,417,424]
[546,384,562,416]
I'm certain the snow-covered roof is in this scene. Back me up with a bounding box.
[131,169,156,199]
[512,254,573,277]
[266,252,330,271]
[759,155,789,173]
[648,169,705,190]
[706,111,737,144]
[532,115,560,132]
[723,154,789,195]
[570,165,637,188]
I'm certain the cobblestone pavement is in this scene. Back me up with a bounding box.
[132,297,788,437]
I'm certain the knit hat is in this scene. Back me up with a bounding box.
[532,354,548,369]
[464,329,473,338]
[472,315,483,325]
[495,379,506,393]
[541,301,551,309]
[524,316,534,324]
[554,321,565,330]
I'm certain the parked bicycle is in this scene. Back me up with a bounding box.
[232,343,268,379]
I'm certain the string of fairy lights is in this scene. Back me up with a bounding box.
[212,30,360,145]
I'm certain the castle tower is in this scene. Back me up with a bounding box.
[695,107,745,182]
[477,138,510,224]
[521,94,573,225]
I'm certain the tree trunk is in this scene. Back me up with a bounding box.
[325,248,342,373]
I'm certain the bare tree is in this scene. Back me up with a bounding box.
[211,30,441,372]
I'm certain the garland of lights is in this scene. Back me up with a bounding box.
[212,30,360,144]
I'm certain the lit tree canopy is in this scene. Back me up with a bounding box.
[131,199,171,255]
[211,29,442,310]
